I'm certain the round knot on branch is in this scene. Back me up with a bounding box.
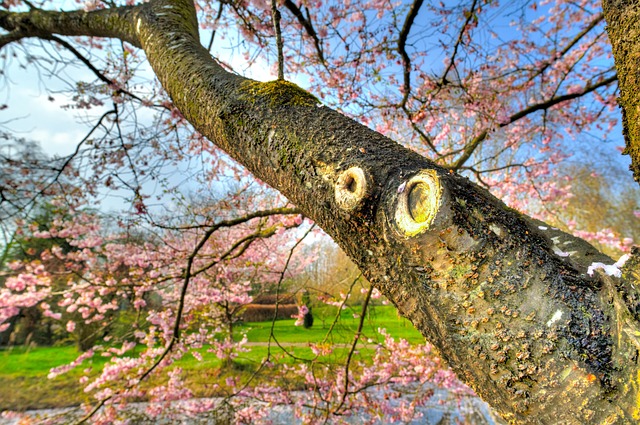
[395,169,442,237]
[335,166,370,211]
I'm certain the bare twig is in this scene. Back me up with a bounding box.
[219,223,317,407]
[449,74,617,170]
[333,284,374,415]
[75,398,108,424]
[397,0,425,107]
[207,2,224,52]
[266,224,316,358]
[2,109,116,223]
[150,207,300,231]
[282,0,326,66]
[526,13,604,84]
[271,0,284,80]
[319,274,361,346]
[46,35,167,109]
[439,0,479,87]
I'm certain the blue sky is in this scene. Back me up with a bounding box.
[0,0,637,220]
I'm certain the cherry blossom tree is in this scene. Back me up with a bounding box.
[1,0,640,423]
[1,185,312,417]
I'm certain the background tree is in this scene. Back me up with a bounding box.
[602,0,640,181]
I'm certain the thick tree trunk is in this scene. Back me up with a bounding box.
[3,0,640,422]
[603,0,640,183]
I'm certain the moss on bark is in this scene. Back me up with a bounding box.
[238,80,319,107]
[603,0,640,183]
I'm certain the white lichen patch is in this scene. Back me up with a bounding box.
[549,236,576,258]
[587,254,629,278]
[547,310,563,327]
[552,246,574,257]
[616,253,631,268]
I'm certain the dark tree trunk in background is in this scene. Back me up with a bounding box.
[603,0,640,182]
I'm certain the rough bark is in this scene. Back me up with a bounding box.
[603,0,640,183]
[3,0,640,422]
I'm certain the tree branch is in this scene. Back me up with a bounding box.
[282,0,326,66]
[45,35,160,107]
[439,0,478,87]
[270,0,284,80]
[334,283,373,414]
[206,2,224,52]
[150,206,300,230]
[0,29,26,48]
[397,0,424,107]
[525,13,604,84]
[0,4,141,48]
[450,74,618,170]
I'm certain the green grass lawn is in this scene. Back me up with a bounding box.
[237,304,425,345]
[0,305,424,411]
[0,345,108,409]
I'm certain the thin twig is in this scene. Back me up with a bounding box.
[449,74,617,170]
[439,0,479,87]
[77,219,291,423]
[207,2,224,52]
[75,398,108,424]
[220,223,317,408]
[46,36,163,108]
[397,0,425,107]
[525,13,604,84]
[266,224,316,358]
[319,274,361,346]
[282,0,326,66]
[270,0,284,80]
[333,284,374,415]
[150,207,299,231]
